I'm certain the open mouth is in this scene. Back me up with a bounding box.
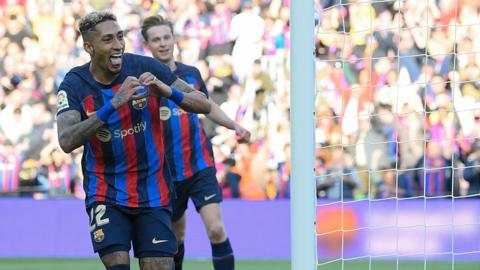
[158,49,170,55]
[110,53,122,66]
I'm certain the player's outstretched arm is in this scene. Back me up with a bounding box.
[178,89,211,114]
[140,72,211,114]
[57,76,144,153]
[206,99,251,143]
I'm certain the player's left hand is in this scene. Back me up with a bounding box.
[139,72,171,98]
[234,124,251,144]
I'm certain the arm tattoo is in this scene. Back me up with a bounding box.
[177,91,211,114]
[170,79,211,113]
[139,257,174,270]
[171,78,194,93]
[57,110,105,153]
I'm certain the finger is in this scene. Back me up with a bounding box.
[130,91,150,101]
[128,85,145,96]
[144,77,156,85]
[240,131,251,143]
[127,83,141,92]
[138,72,150,81]
[236,136,248,144]
[139,72,154,83]
[125,76,139,84]
[143,76,155,85]
[237,128,248,137]
[151,78,167,88]
[145,84,163,97]
[242,134,251,143]
[235,132,248,143]
[147,76,157,85]
[130,79,141,87]
[146,78,165,88]
[125,76,140,86]
[144,81,160,94]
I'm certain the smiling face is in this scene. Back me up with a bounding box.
[84,20,125,78]
[144,25,175,66]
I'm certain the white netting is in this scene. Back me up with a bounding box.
[314,0,480,269]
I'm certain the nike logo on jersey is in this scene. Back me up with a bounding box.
[204,194,216,201]
[152,238,168,244]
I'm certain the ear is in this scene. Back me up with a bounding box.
[83,42,94,55]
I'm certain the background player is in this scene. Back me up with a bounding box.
[141,15,251,270]
[56,11,210,270]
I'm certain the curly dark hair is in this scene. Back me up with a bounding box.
[78,11,117,41]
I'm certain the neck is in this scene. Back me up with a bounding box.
[163,59,176,72]
[89,62,117,85]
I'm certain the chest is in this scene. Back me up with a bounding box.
[80,84,159,126]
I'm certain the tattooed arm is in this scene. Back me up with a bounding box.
[57,110,105,153]
[140,73,211,114]
[171,77,211,114]
[57,76,144,153]
[170,78,194,93]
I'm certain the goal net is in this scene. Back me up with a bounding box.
[313,0,480,269]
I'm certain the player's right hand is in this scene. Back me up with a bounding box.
[139,72,172,98]
[111,76,144,108]
[234,124,251,144]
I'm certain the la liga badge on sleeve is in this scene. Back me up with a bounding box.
[57,90,69,111]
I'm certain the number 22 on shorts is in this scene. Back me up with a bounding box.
[89,204,110,232]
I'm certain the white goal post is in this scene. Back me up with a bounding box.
[290,1,317,270]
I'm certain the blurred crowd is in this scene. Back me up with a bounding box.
[315,0,480,199]
[0,0,478,200]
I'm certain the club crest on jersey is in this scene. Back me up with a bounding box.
[96,127,112,142]
[159,106,172,121]
[132,97,147,110]
[57,90,69,111]
[93,229,105,243]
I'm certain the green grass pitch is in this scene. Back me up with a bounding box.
[0,259,289,270]
[0,259,478,270]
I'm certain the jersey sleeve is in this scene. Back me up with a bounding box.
[147,58,177,86]
[56,74,83,116]
[194,68,209,98]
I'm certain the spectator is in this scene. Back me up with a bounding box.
[3,5,34,49]
[0,139,20,192]
[416,141,455,197]
[0,0,479,200]
[17,158,47,197]
[206,0,233,56]
[219,158,241,198]
[464,140,480,196]
[242,59,275,122]
[229,1,265,80]
[375,166,406,199]
[316,148,361,200]
[44,148,73,196]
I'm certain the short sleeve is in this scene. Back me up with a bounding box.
[147,58,177,86]
[194,68,209,98]
[56,74,82,116]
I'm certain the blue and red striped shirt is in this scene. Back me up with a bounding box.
[423,157,449,196]
[48,164,71,190]
[161,62,215,181]
[0,154,20,192]
[56,53,176,208]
